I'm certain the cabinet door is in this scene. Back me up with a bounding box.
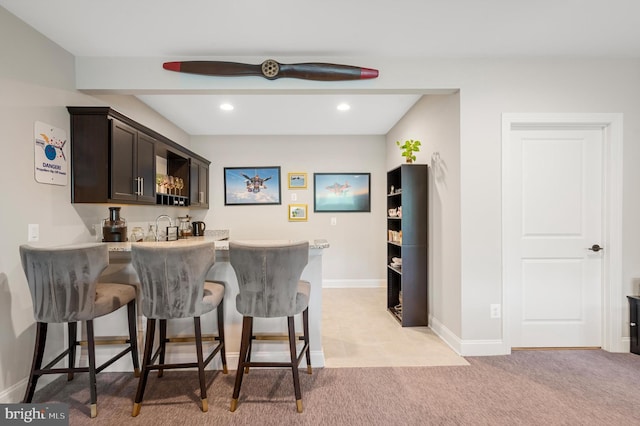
[110,120,137,202]
[198,163,209,207]
[189,161,200,207]
[136,132,156,203]
[189,160,209,208]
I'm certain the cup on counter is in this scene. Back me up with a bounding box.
[131,227,145,242]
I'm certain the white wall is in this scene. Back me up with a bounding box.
[386,94,462,337]
[191,135,387,285]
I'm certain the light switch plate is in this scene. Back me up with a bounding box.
[291,193,297,201]
[28,224,39,242]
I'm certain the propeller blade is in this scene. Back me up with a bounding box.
[163,61,262,77]
[163,59,378,81]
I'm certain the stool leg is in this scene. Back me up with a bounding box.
[23,322,47,403]
[230,316,252,412]
[303,308,312,374]
[86,320,98,418]
[244,318,254,374]
[126,300,140,377]
[194,316,208,412]
[158,319,167,378]
[216,301,228,374]
[67,322,77,381]
[133,318,156,417]
[287,316,303,413]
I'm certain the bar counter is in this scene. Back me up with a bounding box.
[97,237,329,370]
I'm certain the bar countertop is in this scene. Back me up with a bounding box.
[105,237,330,252]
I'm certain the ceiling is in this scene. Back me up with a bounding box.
[2,0,640,135]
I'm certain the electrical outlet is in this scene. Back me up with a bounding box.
[28,224,39,242]
[331,217,337,226]
[490,304,501,319]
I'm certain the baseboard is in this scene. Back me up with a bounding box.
[322,279,385,288]
[429,315,510,356]
[0,375,58,404]
[428,315,463,355]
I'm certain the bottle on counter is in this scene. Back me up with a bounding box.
[144,224,157,242]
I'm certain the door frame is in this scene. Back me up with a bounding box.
[501,113,624,352]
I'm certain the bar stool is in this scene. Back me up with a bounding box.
[19,243,140,418]
[228,241,311,413]
[130,242,226,416]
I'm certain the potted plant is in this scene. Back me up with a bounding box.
[396,139,421,163]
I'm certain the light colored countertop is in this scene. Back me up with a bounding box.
[106,237,329,252]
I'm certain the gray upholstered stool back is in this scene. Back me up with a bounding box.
[20,243,109,323]
[131,242,216,319]
[229,241,309,318]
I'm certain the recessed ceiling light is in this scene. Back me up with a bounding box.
[220,103,234,111]
[337,103,351,111]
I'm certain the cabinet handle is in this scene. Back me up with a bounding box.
[135,177,142,195]
[140,177,144,196]
[632,322,637,327]
[199,191,204,203]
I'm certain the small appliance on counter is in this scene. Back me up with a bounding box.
[192,221,206,236]
[178,215,192,238]
[102,207,127,242]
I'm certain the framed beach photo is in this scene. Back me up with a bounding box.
[224,166,281,205]
[313,172,371,212]
[288,172,307,189]
[288,204,308,221]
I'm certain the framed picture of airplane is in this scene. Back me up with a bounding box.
[288,172,307,189]
[224,166,281,205]
[313,172,371,212]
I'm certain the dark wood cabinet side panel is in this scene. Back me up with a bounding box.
[70,115,109,203]
[401,165,428,246]
[401,245,428,326]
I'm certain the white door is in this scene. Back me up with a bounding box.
[506,127,603,348]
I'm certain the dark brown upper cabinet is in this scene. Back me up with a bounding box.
[67,106,210,207]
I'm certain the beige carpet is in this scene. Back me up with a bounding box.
[322,287,467,367]
[31,349,640,425]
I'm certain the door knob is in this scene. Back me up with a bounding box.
[587,244,603,252]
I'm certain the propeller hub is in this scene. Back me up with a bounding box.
[261,59,280,79]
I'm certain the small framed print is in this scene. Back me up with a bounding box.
[288,204,308,221]
[288,172,307,189]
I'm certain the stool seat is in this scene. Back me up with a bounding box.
[94,283,136,318]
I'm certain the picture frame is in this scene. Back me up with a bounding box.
[288,172,307,189]
[224,166,281,205]
[288,204,308,221]
[313,172,371,212]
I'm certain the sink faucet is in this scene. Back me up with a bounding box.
[155,215,173,241]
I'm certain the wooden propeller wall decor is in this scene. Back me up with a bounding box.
[162,59,379,81]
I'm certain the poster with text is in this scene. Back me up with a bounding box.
[34,121,67,185]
